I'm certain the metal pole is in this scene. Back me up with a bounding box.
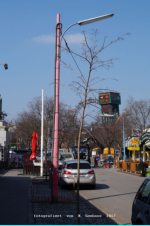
[123,117,126,161]
[48,117,50,159]
[40,89,44,176]
[52,14,60,202]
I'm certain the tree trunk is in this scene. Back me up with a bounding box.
[77,61,92,225]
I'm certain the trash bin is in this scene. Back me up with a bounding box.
[145,168,150,177]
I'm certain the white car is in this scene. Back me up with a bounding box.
[59,160,96,189]
[59,152,74,168]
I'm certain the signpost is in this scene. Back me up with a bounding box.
[95,154,100,161]
[95,153,100,166]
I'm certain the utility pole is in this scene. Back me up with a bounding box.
[52,14,60,202]
[123,117,126,160]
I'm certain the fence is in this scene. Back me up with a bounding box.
[116,160,150,176]
[23,161,51,176]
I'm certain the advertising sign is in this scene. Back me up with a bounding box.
[99,95,110,104]
[131,139,138,145]
[92,151,96,156]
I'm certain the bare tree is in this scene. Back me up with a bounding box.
[124,96,150,133]
[60,29,129,223]
[14,96,79,154]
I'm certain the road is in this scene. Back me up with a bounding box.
[79,167,145,225]
[0,169,31,225]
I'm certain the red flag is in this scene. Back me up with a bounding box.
[30,131,38,160]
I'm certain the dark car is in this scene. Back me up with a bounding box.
[104,157,114,163]
[131,176,150,225]
[70,146,90,162]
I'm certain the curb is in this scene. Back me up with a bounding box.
[117,170,142,177]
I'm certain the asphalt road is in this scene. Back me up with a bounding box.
[79,167,145,225]
[0,169,31,225]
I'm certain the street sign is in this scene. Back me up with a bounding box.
[95,153,100,161]
[95,157,100,161]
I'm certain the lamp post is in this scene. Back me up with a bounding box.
[0,63,8,70]
[122,115,130,161]
[123,116,126,161]
[115,113,130,161]
[52,13,114,202]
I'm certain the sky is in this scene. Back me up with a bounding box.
[0,0,150,123]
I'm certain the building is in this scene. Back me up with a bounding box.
[0,120,10,166]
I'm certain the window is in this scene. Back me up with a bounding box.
[72,148,88,153]
[67,163,91,169]
[60,154,72,159]
[136,179,150,204]
[80,148,88,154]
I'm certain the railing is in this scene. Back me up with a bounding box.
[116,160,150,175]
[23,161,51,176]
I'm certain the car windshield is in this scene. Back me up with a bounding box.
[60,154,72,159]
[72,148,87,153]
[108,157,114,160]
[67,163,91,169]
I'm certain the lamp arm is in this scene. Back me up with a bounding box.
[60,22,78,44]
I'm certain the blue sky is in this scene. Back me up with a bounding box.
[0,0,150,123]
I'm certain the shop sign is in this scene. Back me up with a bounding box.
[131,139,138,145]
[126,137,139,147]
[127,146,140,151]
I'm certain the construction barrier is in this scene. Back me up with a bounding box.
[116,160,150,176]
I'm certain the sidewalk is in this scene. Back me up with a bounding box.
[0,169,31,225]
[28,178,117,225]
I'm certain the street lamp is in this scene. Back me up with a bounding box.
[52,13,114,202]
[115,113,130,161]
[78,14,114,26]
[98,114,114,117]
[0,63,8,70]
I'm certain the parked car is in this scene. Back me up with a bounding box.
[103,156,114,164]
[59,160,96,189]
[100,154,113,164]
[58,152,74,168]
[131,176,150,225]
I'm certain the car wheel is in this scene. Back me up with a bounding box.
[91,184,96,189]
[60,183,65,189]
[136,220,143,225]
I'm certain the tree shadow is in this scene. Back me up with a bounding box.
[32,178,117,225]
[0,169,12,176]
[62,183,109,191]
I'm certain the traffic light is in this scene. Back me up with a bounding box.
[4,64,8,70]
